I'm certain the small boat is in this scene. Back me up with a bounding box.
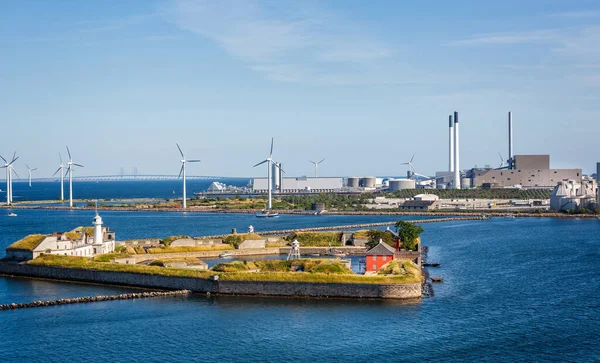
[219,253,234,258]
[8,213,17,217]
[423,262,440,267]
[431,277,444,283]
[256,210,279,218]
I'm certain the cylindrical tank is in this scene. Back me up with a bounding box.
[311,202,325,211]
[272,163,280,191]
[461,177,472,189]
[388,179,416,191]
[360,177,377,188]
[347,177,360,188]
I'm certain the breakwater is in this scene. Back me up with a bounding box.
[0,263,421,300]
[0,290,191,311]
[201,216,484,238]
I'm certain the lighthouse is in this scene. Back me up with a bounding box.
[93,212,103,245]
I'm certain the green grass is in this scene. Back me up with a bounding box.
[7,234,46,251]
[147,245,234,254]
[286,232,343,247]
[28,255,420,285]
[376,259,421,278]
[160,235,191,247]
[93,253,130,262]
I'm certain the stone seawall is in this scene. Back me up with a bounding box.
[0,262,421,300]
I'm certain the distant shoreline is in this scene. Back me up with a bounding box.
[2,204,598,219]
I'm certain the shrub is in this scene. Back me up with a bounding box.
[364,230,395,250]
[161,235,191,247]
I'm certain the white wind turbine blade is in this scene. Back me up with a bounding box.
[318,158,326,164]
[26,164,30,170]
[59,153,63,164]
[66,146,72,161]
[53,167,62,176]
[309,160,316,165]
[176,143,184,158]
[73,163,84,168]
[269,138,274,158]
[187,160,201,163]
[0,155,6,164]
[65,165,72,174]
[11,168,20,179]
[10,156,19,164]
[31,168,37,171]
[178,165,184,178]
[253,159,268,168]
[276,164,286,174]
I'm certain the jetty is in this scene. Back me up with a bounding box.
[0,290,191,311]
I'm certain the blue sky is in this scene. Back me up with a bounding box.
[1,0,599,178]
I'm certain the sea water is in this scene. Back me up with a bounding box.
[0,212,598,361]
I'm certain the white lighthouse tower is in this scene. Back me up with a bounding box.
[93,212,103,245]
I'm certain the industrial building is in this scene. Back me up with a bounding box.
[252,177,343,193]
[470,155,581,188]
[550,177,598,212]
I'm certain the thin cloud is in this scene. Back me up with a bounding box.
[165,0,394,84]
[548,10,600,18]
[451,29,562,46]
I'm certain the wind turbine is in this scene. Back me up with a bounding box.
[26,164,37,187]
[65,146,84,208]
[401,154,417,178]
[496,153,509,170]
[309,158,326,178]
[253,137,278,212]
[176,143,200,209]
[53,153,65,200]
[1,153,18,205]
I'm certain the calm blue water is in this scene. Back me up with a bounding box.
[0,212,599,361]
[4,178,249,202]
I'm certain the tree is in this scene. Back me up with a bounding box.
[364,230,395,250]
[394,221,423,251]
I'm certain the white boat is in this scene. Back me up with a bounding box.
[219,253,234,258]
[8,213,17,217]
[256,210,279,218]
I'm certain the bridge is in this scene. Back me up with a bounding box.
[8,175,249,182]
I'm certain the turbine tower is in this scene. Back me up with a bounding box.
[176,143,200,209]
[309,158,326,178]
[253,137,279,211]
[53,153,65,200]
[1,153,19,205]
[26,164,37,187]
[65,146,84,208]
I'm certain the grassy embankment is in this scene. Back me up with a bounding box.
[27,255,420,284]
[285,232,343,247]
[7,234,46,250]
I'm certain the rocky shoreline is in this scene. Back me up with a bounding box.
[0,290,191,311]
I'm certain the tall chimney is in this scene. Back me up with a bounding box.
[508,111,513,170]
[454,111,461,189]
[449,115,454,172]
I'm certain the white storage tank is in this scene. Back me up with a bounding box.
[388,179,416,191]
[347,177,360,188]
[360,177,377,188]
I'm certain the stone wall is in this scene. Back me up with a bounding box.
[0,262,421,300]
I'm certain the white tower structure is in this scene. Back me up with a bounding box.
[26,164,37,187]
[65,146,84,208]
[253,138,282,211]
[93,212,103,244]
[272,162,280,192]
[309,158,326,178]
[53,154,65,200]
[1,153,18,205]
[449,115,454,172]
[508,111,513,170]
[287,239,300,260]
[176,143,201,210]
[453,111,461,189]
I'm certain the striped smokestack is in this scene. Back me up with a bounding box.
[454,111,460,189]
[449,115,454,172]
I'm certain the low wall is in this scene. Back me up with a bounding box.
[0,262,421,300]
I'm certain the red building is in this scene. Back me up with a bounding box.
[365,240,396,272]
